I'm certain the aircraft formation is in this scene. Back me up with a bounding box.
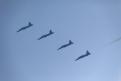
[17,22,91,61]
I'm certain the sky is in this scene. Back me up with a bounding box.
[1,0,121,81]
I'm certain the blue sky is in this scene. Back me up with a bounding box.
[1,0,121,81]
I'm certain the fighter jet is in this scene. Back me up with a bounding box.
[57,40,74,50]
[75,50,91,61]
[17,22,33,32]
[38,30,54,40]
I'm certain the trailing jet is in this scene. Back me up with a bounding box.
[57,40,74,50]
[75,50,91,61]
[38,30,54,40]
[17,22,33,32]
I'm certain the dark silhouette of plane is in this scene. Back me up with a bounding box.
[57,40,74,50]
[17,22,33,32]
[75,50,91,61]
[38,30,54,40]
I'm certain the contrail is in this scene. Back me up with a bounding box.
[101,36,121,49]
[90,36,121,54]
[109,37,121,45]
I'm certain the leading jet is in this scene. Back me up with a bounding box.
[17,22,33,32]
[38,30,54,40]
[75,50,91,61]
[57,40,74,51]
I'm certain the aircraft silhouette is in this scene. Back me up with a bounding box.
[57,40,74,50]
[17,22,33,32]
[75,50,91,61]
[38,30,54,40]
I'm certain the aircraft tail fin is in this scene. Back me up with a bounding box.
[28,22,33,26]
[49,30,54,34]
[86,50,90,55]
[69,40,73,44]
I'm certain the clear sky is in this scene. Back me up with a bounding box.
[1,0,121,81]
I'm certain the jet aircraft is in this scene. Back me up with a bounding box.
[17,22,33,32]
[75,50,91,61]
[38,30,54,40]
[57,40,74,50]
